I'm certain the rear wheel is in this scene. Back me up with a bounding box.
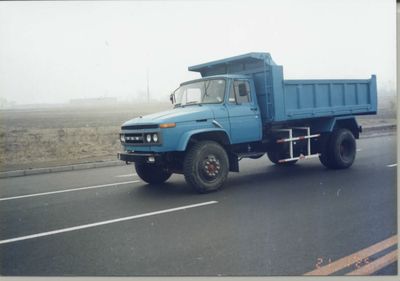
[267,147,297,166]
[319,128,356,169]
[134,162,172,184]
[319,134,335,168]
[183,141,229,193]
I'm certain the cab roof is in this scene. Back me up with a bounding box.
[180,74,250,86]
[188,52,277,77]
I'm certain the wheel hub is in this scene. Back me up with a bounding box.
[202,155,221,178]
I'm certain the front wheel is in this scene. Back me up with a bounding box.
[183,141,229,193]
[134,162,172,184]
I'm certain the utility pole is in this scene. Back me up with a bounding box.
[146,69,150,103]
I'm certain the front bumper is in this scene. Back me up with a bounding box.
[117,152,162,164]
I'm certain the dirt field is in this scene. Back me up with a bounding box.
[0,102,171,171]
[0,99,396,172]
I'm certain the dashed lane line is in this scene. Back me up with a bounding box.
[0,201,218,245]
[0,180,140,202]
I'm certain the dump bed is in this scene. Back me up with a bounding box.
[189,52,377,124]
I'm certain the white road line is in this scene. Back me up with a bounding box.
[115,173,137,178]
[357,148,362,152]
[0,201,218,245]
[0,180,140,202]
[387,164,397,168]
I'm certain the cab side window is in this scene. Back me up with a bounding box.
[229,80,251,104]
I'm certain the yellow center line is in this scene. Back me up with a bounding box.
[304,235,398,275]
[346,249,398,275]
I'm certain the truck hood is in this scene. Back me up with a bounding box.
[122,106,214,126]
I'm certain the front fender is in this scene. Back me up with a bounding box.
[176,128,231,151]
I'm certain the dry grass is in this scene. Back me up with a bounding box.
[0,103,171,171]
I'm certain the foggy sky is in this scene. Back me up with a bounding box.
[0,0,396,105]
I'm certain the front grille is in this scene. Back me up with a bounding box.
[125,133,144,144]
[121,124,159,130]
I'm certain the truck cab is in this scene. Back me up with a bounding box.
[118,52,377,193]
[170,75,263,144]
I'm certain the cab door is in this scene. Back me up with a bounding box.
[226,79,262,144]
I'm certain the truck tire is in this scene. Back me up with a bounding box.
[183,141,229,193]
[134,163,172,184]
[320,129,356,169]
[318,134,335,168]
[267,149,297,165]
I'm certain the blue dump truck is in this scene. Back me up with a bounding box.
[118,53,377,193]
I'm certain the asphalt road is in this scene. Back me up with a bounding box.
[0,133,397,276]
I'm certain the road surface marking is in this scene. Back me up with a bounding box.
[0,180,140,202]
[304,235,397,275]
[356,148,362,152]
[387,164,397,168]
[346,249,398,275]
[0,201,218,245]
[115,173,137,178]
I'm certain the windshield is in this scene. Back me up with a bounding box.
[173,79,226,106]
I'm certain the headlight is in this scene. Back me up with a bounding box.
[152,133,158,142]
[120,134,125,142]
[146,134,152,143]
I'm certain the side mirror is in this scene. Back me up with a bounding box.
[169,93,175,104]
[238,83,248,97]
